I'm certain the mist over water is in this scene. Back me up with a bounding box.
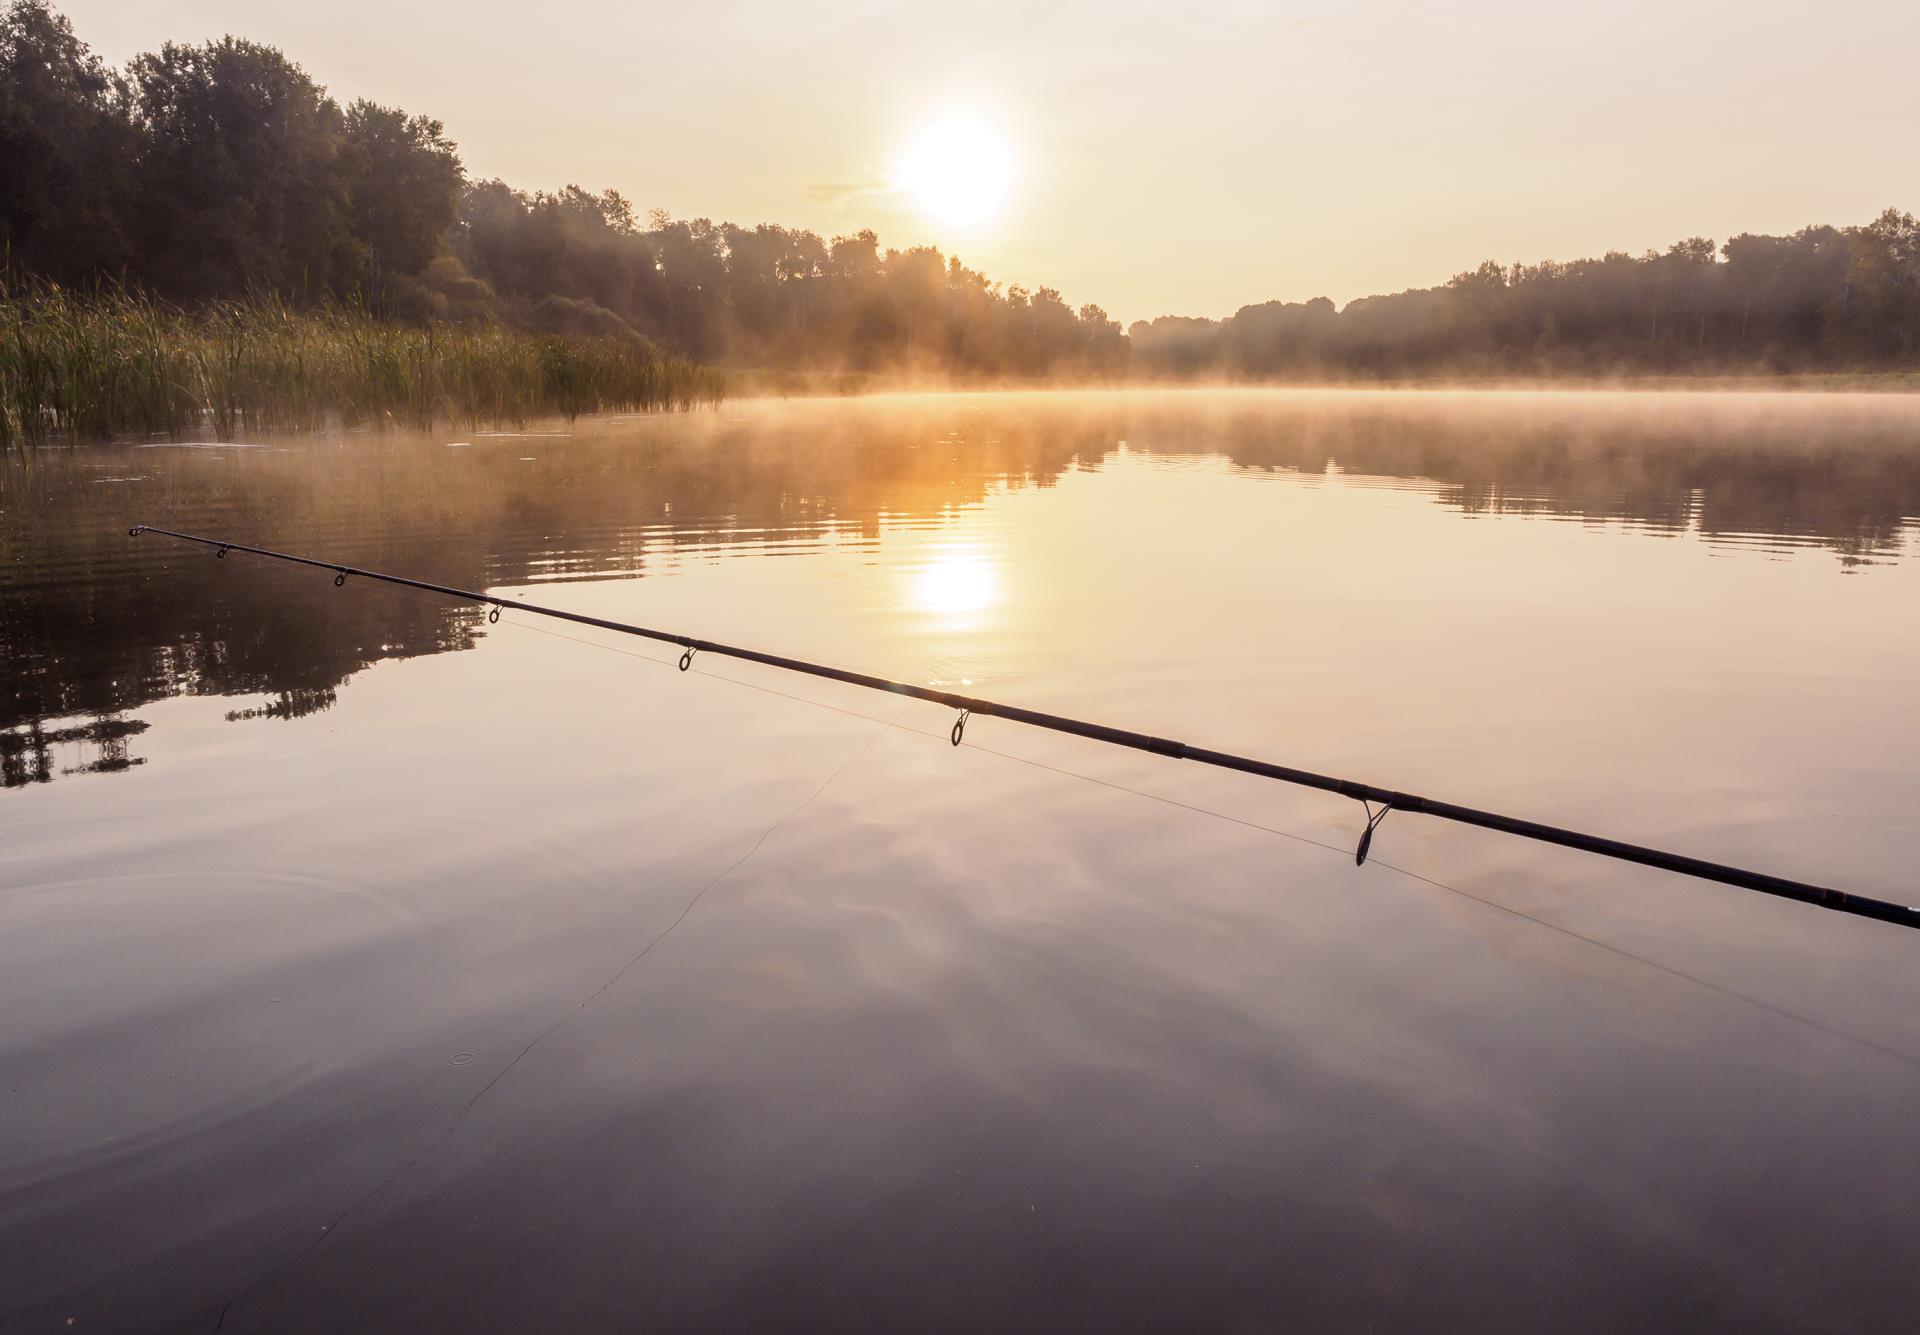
[5,388,1920,1332]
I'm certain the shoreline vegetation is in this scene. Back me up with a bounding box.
[8,287,1920,450]
[4,0,1919,446]
[0,285,723,446]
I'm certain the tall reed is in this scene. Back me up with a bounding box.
[0,285,726,446]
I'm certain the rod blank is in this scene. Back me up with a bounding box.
[128,523,1920,933]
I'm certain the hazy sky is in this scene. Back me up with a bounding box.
[59,0,1920,323]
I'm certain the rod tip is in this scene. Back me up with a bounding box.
[127,525,144,537]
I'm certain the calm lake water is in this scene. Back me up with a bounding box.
[5,388,1920,1332]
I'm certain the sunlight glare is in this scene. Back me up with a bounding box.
[899,116,1013,226]
[914,551,998,616]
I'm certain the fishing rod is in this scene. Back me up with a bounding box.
[128,523,1919,933]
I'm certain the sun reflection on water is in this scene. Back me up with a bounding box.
[912,549,998,620]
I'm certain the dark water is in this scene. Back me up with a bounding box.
[4,389,1920,1332]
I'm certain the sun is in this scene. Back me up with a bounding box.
[899,116,1013,226]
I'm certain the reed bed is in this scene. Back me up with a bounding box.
[0,286,726,446]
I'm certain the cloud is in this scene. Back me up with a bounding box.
[806,174,889,207]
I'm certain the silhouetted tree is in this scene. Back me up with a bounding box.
[1133,217,1920,380]
[128,36,352,298]
[4,2,1915,381]
[0,1,135,280]
[339,101,462,304]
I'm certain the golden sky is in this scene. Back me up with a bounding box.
[64,0,1920,323]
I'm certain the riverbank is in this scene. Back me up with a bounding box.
[11,283,1914,451]
[730,370,1920,400]
[0,287,726,447]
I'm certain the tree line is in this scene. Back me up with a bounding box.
[3,0,1915,381]
[0,1,1125,379]
[1130,217,1920,379]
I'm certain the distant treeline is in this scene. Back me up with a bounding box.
[3,0,1916,386]
[0,2,1126,381]
[1130,220,1920,380]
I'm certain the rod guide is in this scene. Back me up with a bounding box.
[126,523,1919,933]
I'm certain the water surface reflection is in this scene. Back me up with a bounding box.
[4,390,1920,1332]
[9,390,1918,775]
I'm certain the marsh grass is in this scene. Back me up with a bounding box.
[0,285,726,446]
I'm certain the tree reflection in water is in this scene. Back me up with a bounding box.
[5,390,1918,785]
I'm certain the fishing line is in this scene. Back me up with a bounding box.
[495,608,1920,1073]
[129,523,1918,933]
[502,607,1353,854]
[502,612,908,731]
[499,610,1357,863]
[198,563,1919,1329]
